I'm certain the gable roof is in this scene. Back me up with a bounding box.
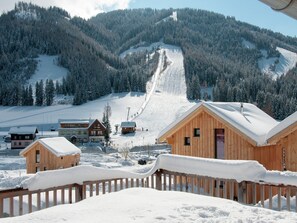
[266,111,297,143]
[20,137,81,157]
[9,126,38,134]
[158,101,279,146]
[121,121,136,128]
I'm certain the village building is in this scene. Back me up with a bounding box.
[157,102,297,202]
[58,119,106,143]
[20,137,81,174]
[9,126,38,149]
[121,121,137,134]
[158,102,283,171]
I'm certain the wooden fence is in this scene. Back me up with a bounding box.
[1,169,297,218]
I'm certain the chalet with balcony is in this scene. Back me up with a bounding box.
[9,126,38,149]
[20,137,81,174]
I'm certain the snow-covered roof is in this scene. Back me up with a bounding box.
[9,126,38,134]
[266,111,297,143]
[60,120,90,124]
[20,137,81,157]
[158,101,279,146]
[121,121,136,128]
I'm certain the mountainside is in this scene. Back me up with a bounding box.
[1,3,297,119]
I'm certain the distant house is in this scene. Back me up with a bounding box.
[58,119,106,143]
[9,126,38,149]
[20,137,81,174]
[121,121,136,134]
[158,102,281,171]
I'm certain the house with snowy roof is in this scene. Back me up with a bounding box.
[20,137,81,174]
[58,119,106,143]
[9,126,38,149]
[121,121,137,134]
[158,101,284,171]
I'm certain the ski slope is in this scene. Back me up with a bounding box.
[0,43,194,147]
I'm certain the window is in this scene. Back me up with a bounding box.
[36,150,40,163]
[194,128,200,137]
[61,156,64,160]
[184,137,191,146]
[19,142,22,146]
[36,167,40,172]
[25,135,30,139]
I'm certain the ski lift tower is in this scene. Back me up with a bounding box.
[127,107,130,121]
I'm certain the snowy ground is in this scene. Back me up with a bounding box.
[1,188,297,223]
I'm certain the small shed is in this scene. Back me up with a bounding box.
[121,121,136,134]
[20,137,81,174]
[9,126,38,149]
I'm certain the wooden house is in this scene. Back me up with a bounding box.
[121,121,136,134]
[9,126,38,149]
[158,102,282,171]
[88,119,107,142]
[58,119,106,143]
[266,111,297,171]
[20,137,81,174]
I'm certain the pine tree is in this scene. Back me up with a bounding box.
[45,79,55,106]
[35,80,44,106]
[102,103,112,144]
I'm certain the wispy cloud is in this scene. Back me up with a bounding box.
[0,0,132,18]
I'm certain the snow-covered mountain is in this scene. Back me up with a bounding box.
[0,43,194,147]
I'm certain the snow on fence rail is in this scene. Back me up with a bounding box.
[1,154,297,218]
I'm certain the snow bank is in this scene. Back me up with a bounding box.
[2,188,297,223]
[21,154,267,191]
[263,170,297,187]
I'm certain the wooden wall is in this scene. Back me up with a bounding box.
[23,142,80,174]
[168,109,282,171]
[276,129,297,171]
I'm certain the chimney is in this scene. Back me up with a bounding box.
[240,103,244,114]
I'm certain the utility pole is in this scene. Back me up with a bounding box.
[127,107,130,121]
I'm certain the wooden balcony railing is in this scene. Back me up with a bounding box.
[1,169,297,218]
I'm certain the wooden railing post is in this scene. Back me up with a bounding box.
[0,196,3,218]
[155,170,162,191]
[238,181,247,203]
[75,184,83,202]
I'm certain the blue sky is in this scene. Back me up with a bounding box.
[0,0,296,37]
[129,0,297,37]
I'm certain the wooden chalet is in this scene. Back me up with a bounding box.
[266,111,297,171]
[158,102,282,171]
[121,121,136,134]
[20,137,81,174]
[58,119,106,143]
[9,126,38,149]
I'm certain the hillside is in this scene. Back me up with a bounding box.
[1,4,297,119]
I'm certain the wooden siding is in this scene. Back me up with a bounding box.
[22,142,80,174]
[169,109,281,171]
[253,145,282,171]
[276,129,297,171]
[171,110,252,160]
